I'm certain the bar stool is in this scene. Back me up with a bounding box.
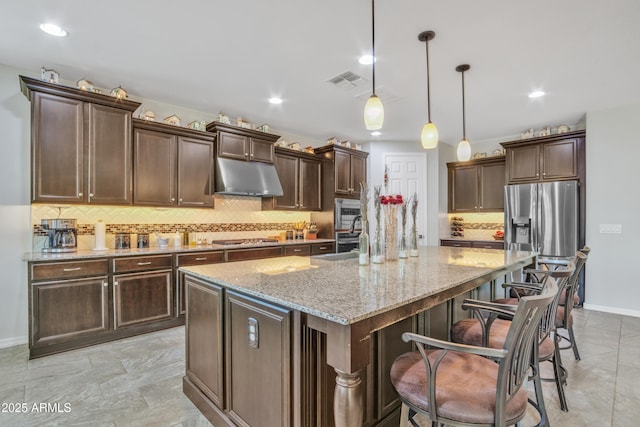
[390,278,558,427]
[449,264,574,423]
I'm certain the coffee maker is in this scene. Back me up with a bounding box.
[41,219,78,252]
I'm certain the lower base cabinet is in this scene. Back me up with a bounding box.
[31,276,110,347]
[113,270,173,328]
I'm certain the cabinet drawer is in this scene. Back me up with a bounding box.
[471,241,505,250]
[31,259,109,281]
[177,251,225,266]
[226,246,283,262]
[113,255,173,273]
[440,240,472,248]
[284,244,311,256]
[311,242,335,255]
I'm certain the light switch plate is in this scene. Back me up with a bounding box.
[599,224,622,234]
[248,317,259,349]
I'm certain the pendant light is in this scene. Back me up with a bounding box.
[418,30,438,149]
[456,64,472,161]
[363,0,383,130]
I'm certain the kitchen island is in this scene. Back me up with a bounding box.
[180,246,536,427]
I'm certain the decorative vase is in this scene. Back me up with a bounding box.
[383,204,399,261]
[399,203,408,259]
[359,220,370,265]
[409,224,419,257]
[372,227,385,263]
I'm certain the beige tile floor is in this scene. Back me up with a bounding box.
[0,308,638,426]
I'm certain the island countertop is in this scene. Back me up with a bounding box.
[179,246,536,325]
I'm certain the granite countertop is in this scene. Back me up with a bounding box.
[180,246,536,326]
[23,238,335,262]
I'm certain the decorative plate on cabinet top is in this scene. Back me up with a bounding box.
[163,114,181,126]
[557,125,570,133]
[143,111,156,121]
[77,79,94,92]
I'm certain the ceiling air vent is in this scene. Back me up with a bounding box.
[327,71,368,90]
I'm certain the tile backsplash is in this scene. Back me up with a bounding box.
[447,212,504,240]
[31,195,310,251]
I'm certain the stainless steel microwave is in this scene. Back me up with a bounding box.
[334,198,361,231]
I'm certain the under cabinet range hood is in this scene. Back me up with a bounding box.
[215,158,283,197]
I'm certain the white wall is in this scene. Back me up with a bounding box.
[584,103,640,316]
[0,64,32,346]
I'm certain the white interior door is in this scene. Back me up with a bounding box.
[383,153,428,245]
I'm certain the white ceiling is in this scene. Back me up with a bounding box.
[2,0,639,146]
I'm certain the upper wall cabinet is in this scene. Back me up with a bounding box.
[262,147,321,211]
[501,130,586,184]
[314,145,368,199]
[447,156,505,213]
[21,76,141,205]
[133,119,215,208]
[206,122,280,164]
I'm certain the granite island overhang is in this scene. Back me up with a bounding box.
[179,246,536,427]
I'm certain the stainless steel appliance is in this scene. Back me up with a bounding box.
[41,219,77,253]
[334,198,362,231]
[335,231,360,253]
[504,180,579,257]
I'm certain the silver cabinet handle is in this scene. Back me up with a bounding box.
[103,281,108,287]
[63,267,81,272]
[195,257,207,261]
[137,262,152,266]
[179,198,183,202]
[89,193,94,197]
[319,246,327,250]
[171,198,175,202]
[78,192,83,197]
[293,249,302,252]
[114,281,119,286]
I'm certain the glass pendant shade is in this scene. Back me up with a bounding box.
[364,94,384,130]
[421,121,438,149]
[457,138,471,161]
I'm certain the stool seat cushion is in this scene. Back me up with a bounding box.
[390,350,528,425]
[451,317,555,359]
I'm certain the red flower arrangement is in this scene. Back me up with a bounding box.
[380,194,404,205]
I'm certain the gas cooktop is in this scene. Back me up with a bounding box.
[209,238,279,246]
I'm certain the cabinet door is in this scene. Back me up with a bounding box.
[226,246,283,262]
[478,162,505,211]
[177,251,224,316]
[31,276,109,346]
[350,154,367,198]
[299,157,321,211]
[86,104,132,204]
[185,276,224,407]
[31,92,84,203]
[218,132,248,160]
[177,136,215,207]
[440,240,472,248]
[250,137,275,163]
[273,153,299,210]
[334,150,352,195]
[449,166,478,212]
[133,128,177,206]
[226,291,291,427]
[507,145,540,183]
[113,270,173,328]
[542,139,577,181]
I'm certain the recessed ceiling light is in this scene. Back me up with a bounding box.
[358,55,374,65]
[268,97,283,105]
[528,90,545,99]
[39,23,68,37]
[371,131,381,136]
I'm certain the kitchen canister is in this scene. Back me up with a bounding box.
[137,233,149,248]
[115,233,130,249]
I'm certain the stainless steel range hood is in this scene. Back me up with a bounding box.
[215,158,283,197]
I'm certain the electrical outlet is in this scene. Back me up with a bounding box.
[599,224,622,234]
[248,317,259,349]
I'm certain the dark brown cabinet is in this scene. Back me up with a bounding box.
[21,76,140,205]
[501,131,585,184]
[185,276,225,408]
[225,291,291,427]
[447,157,505,212]
[314,145,368,199]
[263,148,321,211]
[206,122,280,164]
[133,119,215,208]
[440,239,504,249]
[112,255,174,329]
[29,260,110,354]
[176,251,225,316]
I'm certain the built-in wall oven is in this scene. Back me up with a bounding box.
[334,198,362,253]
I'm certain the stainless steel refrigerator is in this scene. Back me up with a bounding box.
[504,180,579,258]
